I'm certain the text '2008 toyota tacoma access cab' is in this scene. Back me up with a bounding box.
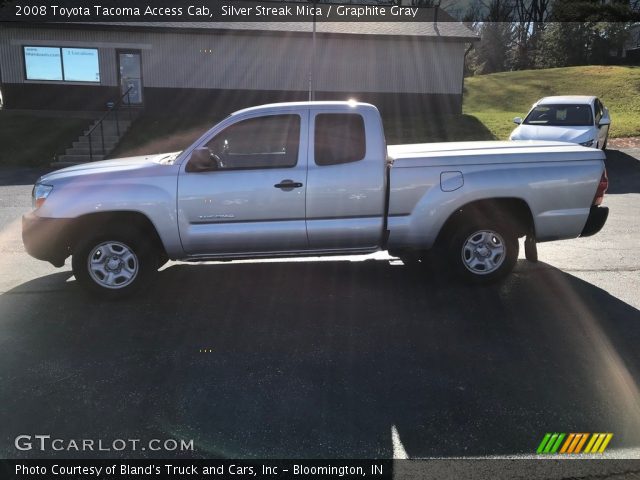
[23,101,609,298]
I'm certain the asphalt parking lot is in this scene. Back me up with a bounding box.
[0,150,638,461]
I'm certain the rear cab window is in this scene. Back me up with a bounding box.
[314,113,366,166]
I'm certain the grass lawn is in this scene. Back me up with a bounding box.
[464,65,640,140]
[383,114,495,144]
[0,111,87,167]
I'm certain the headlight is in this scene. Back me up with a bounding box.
[32,184,53,209]
[580,139,595,147]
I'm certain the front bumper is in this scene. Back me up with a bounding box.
[579,206,609,237]
[22,212,72,267]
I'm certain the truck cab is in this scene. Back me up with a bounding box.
[178,102,388,256]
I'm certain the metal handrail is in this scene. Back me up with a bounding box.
[87,86,134,162]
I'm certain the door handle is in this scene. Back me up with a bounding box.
[274,180,303,191]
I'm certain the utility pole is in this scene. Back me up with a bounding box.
[309,0,316,101]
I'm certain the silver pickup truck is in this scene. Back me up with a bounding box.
[23,101,609,297]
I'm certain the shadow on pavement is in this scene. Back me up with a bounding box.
[0,260,639,459]
[605,149,640,194]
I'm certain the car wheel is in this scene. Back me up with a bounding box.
[448,221,519,284]
[72,229,157,299]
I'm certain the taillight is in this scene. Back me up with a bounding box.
[593,169,608,206]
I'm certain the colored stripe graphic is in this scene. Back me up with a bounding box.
[560,433,575,453]
[598,434,613,453]
[584,433,599,453]
[538,433,613,454]
[584,433,614,454]
[574,433,589,454]
[544,433,559,453]
[537,433,552,454]
[537,433,565,454]
[550,433,565,453]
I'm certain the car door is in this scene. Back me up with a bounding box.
[594,99,609,148]
[177,111,309,255]
[305,108,387,250]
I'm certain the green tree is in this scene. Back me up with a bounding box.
[538,21,631,67]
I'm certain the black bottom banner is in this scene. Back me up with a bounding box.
[2,459,640,480]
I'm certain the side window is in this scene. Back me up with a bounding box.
[204,114,300,170]
[595,100,604,123]
[314,113,366,166]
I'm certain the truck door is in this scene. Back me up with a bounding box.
[305,108,387,249]
[177,111,309,255]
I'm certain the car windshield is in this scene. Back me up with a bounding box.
[524,104,593,126]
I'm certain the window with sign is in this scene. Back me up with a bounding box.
[23,46,100,83]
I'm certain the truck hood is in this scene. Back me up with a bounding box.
[39,152,181,184]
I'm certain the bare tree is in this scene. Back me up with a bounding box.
[511,0,553,69]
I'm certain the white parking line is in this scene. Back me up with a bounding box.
[391,425,409,459]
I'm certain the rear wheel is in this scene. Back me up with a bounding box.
[72,229,157,299]
[448,220,519,284]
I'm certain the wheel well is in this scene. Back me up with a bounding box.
[435,198,534,246]
[67,211,167,258]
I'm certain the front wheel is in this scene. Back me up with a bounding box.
[72,230,157,299]
[448,221,519,284]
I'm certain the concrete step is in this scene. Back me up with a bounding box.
[57,154,105,164]
[65,147,114,156]
[84,123,131,134]
[76,135,121,144]
[83,129,129,137]
[90,118,131,125]
[52,112,136,167]
[88,120,132,130]
[51,160,90,168]
[83,128,127,136]
[72,140,118,150]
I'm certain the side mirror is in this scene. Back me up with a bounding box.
[513,117,522,125]
[186,148,218,172]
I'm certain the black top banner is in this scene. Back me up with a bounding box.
[3,0,637,23]
[0,0,454,23]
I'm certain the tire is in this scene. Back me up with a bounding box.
[448,220,519,284]
[72,229,157,299]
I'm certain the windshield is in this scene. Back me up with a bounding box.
[524,104,593,126]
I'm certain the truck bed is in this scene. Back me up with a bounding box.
[388,140,605,167]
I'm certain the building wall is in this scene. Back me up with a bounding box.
[0,25,468,114]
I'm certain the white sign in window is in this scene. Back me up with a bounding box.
[23,46,100,82]
[62,48,100,82]
[24,46,63,81]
